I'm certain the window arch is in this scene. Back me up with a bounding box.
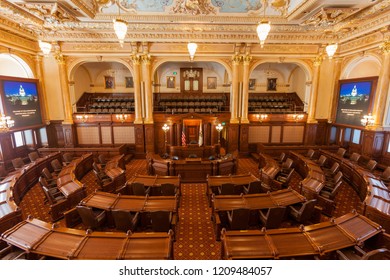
[0,54,34,78]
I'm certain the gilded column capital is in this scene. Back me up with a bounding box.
[232,54,242,65]
[243,54,252,65]
[55,52,66,64]
[141,54,151,65]
[130,54,141,65]
[380,40,390,54]
[313,54,323,67]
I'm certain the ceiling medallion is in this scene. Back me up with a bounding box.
[171,0,216,16]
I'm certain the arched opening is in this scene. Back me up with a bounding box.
[0,53,34,78]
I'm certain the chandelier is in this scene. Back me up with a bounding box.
[257,0,271,48]
[0,114,14,132]
[187,42,198,61]
[39,40,52,56]
[326,43,338,59]
[113,19,127,46]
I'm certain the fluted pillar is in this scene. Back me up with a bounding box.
[141,54,153,124]
[55,53,73,124]
[373,41,390,127]
[55,52,75,147]
[328,58,342,122]
[307,55,322,123]
[230,54,241,124]
[34,55,50,124]
[240,54,251,124]
[131,54,143,124]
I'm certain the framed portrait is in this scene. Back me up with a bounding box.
[104,76,115,89]
[125,76,133,88]
[335,77,378,127]
[167,76,175,88]
[207,77,217,89]
[249,79,256,90]
[267,78,277,91]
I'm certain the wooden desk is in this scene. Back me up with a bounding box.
[321,150,390,233]
[289,152,326,200]
[127,174,181,196]
[0,152,62,233]
[212,188,306,211]
[102,154,126,193]
[207,173,260,198]
[1,217,173,260]
[221,212,383,259]
[80,191,178,213]
[258,153,281,191]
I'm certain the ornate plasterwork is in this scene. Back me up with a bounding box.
[171,0,217,16]
[340,32,383,54]
[301,8,359,29]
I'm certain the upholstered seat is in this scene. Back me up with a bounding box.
[227,208,250,230]
[161,183,178,196]
[259,206,286,229]
[28,151,40,162]
[218,183,235,195]
[111,209,139,232]
[76,205,106,230]
[50,159,63,174]
[243,180,262,194]
[288,199,317,224]
[11,158,24,170]
[131,182,150,196]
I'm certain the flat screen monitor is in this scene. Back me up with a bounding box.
[0,76,43,129]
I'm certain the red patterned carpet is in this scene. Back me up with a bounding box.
[18,157,363,260]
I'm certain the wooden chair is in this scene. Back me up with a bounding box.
[366,159,377,172]
[161,183,177,196]
[306,149,315,159]
[259,206,286,229]
[350,152,361,163]
[323,162,340,178]
[50,159,63,174]
[380,166,390,185]
[274,152,286,164]
[150,211,174,232]
[11,158,24,170]
[218,183,235,195]
[76,205,106,230]
[324,171,343,188]
[314,155,327,167]
[92,162,110,179]
[131,182,150,196]
[38,176,65,205]
[28,151,40,162]
[0,165,8,181]
[320,180,342,200]
[92,169,112,188]
[243,180,262,194]
[336,148,346,157]
[227,208,251,230]
[275,168,294,188]
[62,153,74,165]
[98,154,107,168]
[111,209,139,232]
[337,246,390,260]
[288,199,317,224]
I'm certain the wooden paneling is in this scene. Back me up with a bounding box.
[227,124,239,152]
[239,124,249,153]
[362,130,384,159]
[144,124,155,153]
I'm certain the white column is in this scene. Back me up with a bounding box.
[307,55,322,123]
[241,54,251,123]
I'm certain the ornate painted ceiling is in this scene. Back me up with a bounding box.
[0,0,389,47]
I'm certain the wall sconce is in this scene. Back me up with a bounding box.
[116,114,128,123]
[0,114,15,132]
[326,43,338,59]
[76,114,88,123]
[256,114,268,123]
[162,123,170,152]
[187,42,198,61]
[292,114,304,122]
[361,113,375,127]
[216,123,223,144]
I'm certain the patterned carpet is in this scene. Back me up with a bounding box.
[18,157,363,260]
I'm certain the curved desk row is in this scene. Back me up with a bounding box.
[289,152,326,200]
[320,150,390,233]
[1,217,173,260]
[258,153,280,190]
[211,188,306,240]
[50,154,93,221]
[221,212,385,259]
[147,154,237,182]
[0,152,62,234]
[100,154,126,193]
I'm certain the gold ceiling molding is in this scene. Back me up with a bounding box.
[0,29,37,53]
[251,44,319,55]
[301,7,359,28]
[340,31,384,54]
[70,0,97,18]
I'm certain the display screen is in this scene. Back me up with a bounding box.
[335,77,377,127]
[1,77,43,129]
